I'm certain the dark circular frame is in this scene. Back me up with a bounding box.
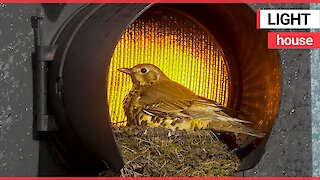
[48,3,281,174]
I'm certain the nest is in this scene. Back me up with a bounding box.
[102,126,239,177]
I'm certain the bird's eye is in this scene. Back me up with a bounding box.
[140,68,148,73]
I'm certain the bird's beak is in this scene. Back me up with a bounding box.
[117,68,132,75]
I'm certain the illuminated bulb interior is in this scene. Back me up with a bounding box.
[107,7,230,126]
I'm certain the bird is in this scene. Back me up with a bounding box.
[117,63,265,138]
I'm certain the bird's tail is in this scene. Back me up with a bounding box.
[188,119,266,138]
[208,120,265,138]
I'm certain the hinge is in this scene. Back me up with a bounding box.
[39,45,57,62]
[32,8,58,131]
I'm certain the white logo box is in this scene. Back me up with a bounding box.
[258,9,320,29]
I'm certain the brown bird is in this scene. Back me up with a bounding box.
[118,63,265,138]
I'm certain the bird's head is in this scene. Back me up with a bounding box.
[118,64,169,87]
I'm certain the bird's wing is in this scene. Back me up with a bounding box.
[140,80,198,104]
[193,99,239,117]
[142,99,193,118]
[140,98,250,123]
[139,79,250,123]
[138,80,197,118]
[186,100,251,123]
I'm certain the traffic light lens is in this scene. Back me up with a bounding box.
[107,7,230,126]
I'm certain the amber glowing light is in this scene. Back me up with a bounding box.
[107,8,230,126]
